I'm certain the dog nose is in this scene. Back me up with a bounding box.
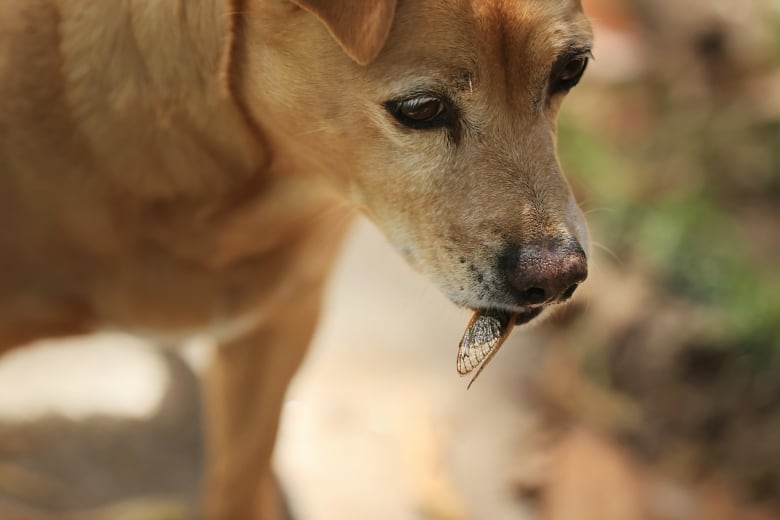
[503,240,588,306]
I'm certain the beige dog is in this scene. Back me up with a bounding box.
[0,0,592,517]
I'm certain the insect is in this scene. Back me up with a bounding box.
[456,310,517,389]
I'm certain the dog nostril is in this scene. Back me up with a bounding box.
[503,240,587,308]
[522,287,548,305]
[561,284,579,301]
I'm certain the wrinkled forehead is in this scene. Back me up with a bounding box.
[471,0,591,54]
[376,0,591,100]
[471,0,592,96]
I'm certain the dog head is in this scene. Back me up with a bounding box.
[240,0,592,323]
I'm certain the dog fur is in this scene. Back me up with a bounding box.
[0,0,591,517]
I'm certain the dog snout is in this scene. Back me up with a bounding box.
[502,240,588,307]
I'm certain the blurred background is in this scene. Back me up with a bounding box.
[0,0,778,518]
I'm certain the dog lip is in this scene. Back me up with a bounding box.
[514,306,543,325]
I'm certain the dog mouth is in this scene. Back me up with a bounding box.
[511,306,544,326]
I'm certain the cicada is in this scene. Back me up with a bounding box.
[456,310,516,389]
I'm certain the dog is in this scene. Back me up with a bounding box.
[0,0,592,517]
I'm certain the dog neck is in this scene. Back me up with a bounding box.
[49,0,267,204]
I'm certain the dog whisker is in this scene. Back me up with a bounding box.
[590,241,621,265]
[583,206,617,216]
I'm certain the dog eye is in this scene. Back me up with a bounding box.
[560,56,588,83]
[552,54,590,93]
[386,95,451,129]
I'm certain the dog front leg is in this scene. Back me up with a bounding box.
[202,284,325,520]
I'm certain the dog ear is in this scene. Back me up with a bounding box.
[289,0,397,65]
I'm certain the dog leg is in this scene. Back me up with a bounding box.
[202,276,330,520]
[199,200,351,519]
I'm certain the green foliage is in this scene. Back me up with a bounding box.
[558,86,780,357]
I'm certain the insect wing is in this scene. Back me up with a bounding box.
[457,312,515,389]
[456,314,502,374]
